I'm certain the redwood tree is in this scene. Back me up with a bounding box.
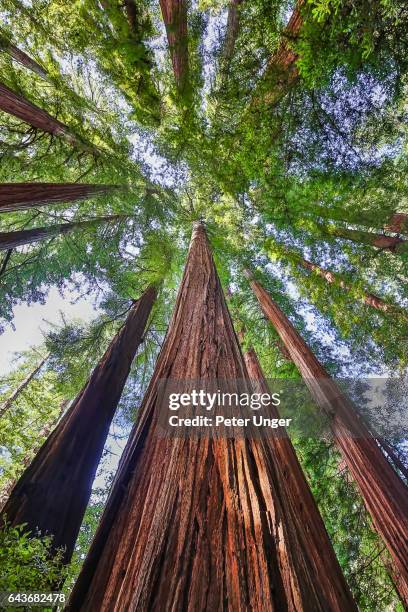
[0,82,93,150]
[246,270,408,597]
[0,354,48,419]
[0,214,125,251]
[0,34,48,79]
[1,285,156,564]
[159,0,189,94]
[0,183,119,212]
[69,223,355,611]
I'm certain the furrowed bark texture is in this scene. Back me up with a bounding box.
[0,36,48,79]
[0,355,48,419]
[0,82,92,149]
[0,214,124,250]
[243,346,355,610]
[69,223,355,612]
[0,183,118,212]
[252,1,303,108]
[247,274,408,596]
[1,286,156,564]
[298,257,407,319]
[159,0,188,93]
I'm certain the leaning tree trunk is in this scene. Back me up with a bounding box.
[0,34,48,79]
[297,256,407,319]
[0,183,119,213]
[246,271,408,598]
[322,224,407,254]
[0,355,48,419]
[1,285,156,564]
[0,82,94,151]
[68,222,355,611]
[159,0,189,94]
[0,214,125,250]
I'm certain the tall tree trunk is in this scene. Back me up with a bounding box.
[0,399,69,510]
[68,222,355,611]
[322,224,407,254]
[0,248,12,276]
[0,34,48,79]
[0,214,125,250]
[297,256,407,319]
[243,345,355,608]
[252,1,303,108]
[0,82,94,151]
[159,0,189,94]
[0,183,119,213]
[311,205,408,237]
[0,355,48,419]
[222,0,243,66]
[1,285,156,564]
[246,270,408,597]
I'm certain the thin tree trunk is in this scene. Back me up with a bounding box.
[0,248,12,276]
[246,270,408,598]
[323,225,407,254]
[0,355,48,419]
[0,183,119,213]
[0,34,48,79]
[1,285,156,564]
[159,0,189,94]
[68,222,355,611]
[0,214,125,250]
[0,82,94,151]
[298,256,407,319]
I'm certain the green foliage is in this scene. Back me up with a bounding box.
[0,522,67,593]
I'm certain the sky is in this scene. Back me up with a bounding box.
[0,287,98,375]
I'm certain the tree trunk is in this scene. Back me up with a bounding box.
[252,1,303,108]
[222,0,243,66]
[0,214,125,250]
[0,183,119,213]
[159,0,189,94]
[0,34,48,79]
[68,222,355,611]
[0,399,69,510]
[385,213,408,236]
[0,82,94,151]
[243,346,355,609]
[246,271,408,598]
[0,355,48,419]
[1,286,156,564]
[323,225,407,254]
[298,257,407,319]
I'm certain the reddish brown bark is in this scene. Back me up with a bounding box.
[0,214,125,250]
[326,225,407,254]
[385,213,408,236]
[0,355,48,419]
[159,0,189,93]
[0,35,48,79]
[299,257,407,318]
[69,223,355,611]
[0,183,119,213]
[0,82,93,150]
[252,1,303,108]
[246,271,408,598]
[1,286,156,564]
[222,0,243,65]
[243,346,355,609]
